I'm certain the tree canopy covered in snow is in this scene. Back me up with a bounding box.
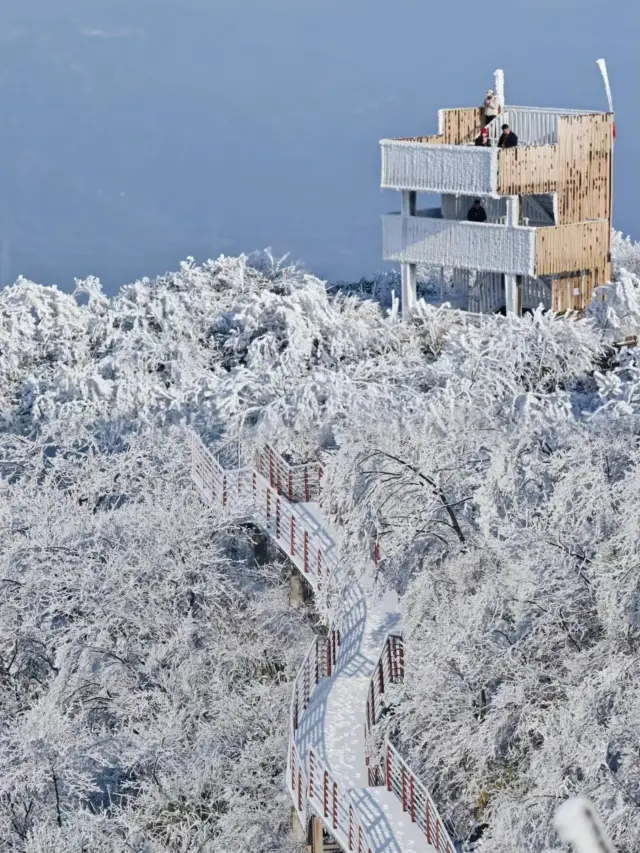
[1,235,640,852]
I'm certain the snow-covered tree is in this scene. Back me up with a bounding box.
[1,232,639,852]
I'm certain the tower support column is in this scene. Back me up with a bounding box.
[504,195,521,315]
[401,190,417,319]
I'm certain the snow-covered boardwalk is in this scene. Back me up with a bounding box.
[191,436,453,853]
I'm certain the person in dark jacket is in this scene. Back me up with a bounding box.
[467,199,487,223]
[474,127,491,146]
[497,124,518,148]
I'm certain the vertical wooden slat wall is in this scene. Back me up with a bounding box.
[442,108,484,144]
[550,113,613,309]
[557,113,613,224]
[497,145,558,195]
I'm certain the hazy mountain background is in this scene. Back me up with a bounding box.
[0,0,637,293]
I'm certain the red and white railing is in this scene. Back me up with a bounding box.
[365,633,404,745]
[260,485,336,590]
[257,443,323,503]
[364,633,456,853]
[384,742,455,853]
[290,631,340,735]
[191,432,458,852]
[307,748,376,853]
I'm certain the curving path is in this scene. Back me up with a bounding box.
[191,435,455,853]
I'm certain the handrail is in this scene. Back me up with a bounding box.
[257,443,323,503]
[308,747,376,853]
[191,433,455,853]
[364,633,457,853]
[384,740,456,853]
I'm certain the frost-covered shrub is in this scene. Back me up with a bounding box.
[0,431,311,853]
[1,229,639,852]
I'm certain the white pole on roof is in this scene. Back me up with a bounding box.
[494,69,505,112]
[596,59,614,113]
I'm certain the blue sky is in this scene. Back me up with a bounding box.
[0,0,637,292]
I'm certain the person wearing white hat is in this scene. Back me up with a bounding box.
[483,88,500,126]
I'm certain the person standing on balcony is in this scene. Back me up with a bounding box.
[467,199,488,223]
[474,127,491,146]
[483,89,500,125]
[497,124,518,148]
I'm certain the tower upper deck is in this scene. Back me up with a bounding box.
[381,105,612,214]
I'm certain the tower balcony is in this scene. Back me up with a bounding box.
[381,138,558,197]
[382,213,609,278]
[381,108,612,199]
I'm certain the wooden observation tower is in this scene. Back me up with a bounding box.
[380,69,614,318]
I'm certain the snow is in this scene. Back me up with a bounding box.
[382,213,536,276]
[257,482,425,852]
[3,238,640,852]
[381,140,497,196]
[352,788,438,853]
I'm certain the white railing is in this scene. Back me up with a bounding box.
[363,633,457,853]
[380,139,497,195]
[257,443,323,503]
[290,632,340,736]
[308,747,377,853]
[382,214,537,277]
[489,105,601,146]
[191,433,611,850]
[385,741,456,853]
[365,633,404,746]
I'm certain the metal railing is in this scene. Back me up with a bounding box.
[308,747,376,853]
[257,443,323,503]
[190,433,616,851]
[290,632,340,735]
[489,105,601,146]
[385,741,456,853]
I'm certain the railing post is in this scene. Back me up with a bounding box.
[370,689,376,728]
[401,765,407,811]
[269,447,275,488]
[436,818,441,851]
[266,488,271,525]
[332,781,338,830]
[378,659,384,695]
[317,550,323,580]
[293,697,298,731]
[349,804,354,850]
[410,775,416,822]
[388,637,394,682]
[397,637,405,680]
[309,749,315,798]
[298,770,303,812]
[327,637,332,677]
[288,470,293,502]
[386,744,392,791]
[276,497,281,538]
[291,745,295,790]
[315,639,320,685]
[222,474,228,507]
[304,467,310,502]
[426,799,433,845]
[323,771,329,818]
[304,531,309,573]
[252,470,256,497]
[290,515,296,557]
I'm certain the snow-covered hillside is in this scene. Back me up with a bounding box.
[1,237,640,852]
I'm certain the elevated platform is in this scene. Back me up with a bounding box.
[382,213,609,279]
